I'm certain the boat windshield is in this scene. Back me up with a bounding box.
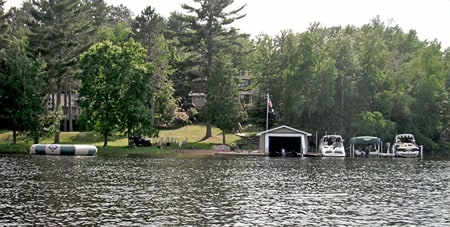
[325,136,342,144]
[398,136,415,143]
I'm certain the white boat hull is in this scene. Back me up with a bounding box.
[395,151,419,158]
[319,135,346,157]
[320,145,346,157]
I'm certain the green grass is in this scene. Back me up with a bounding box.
[0,124,246,155]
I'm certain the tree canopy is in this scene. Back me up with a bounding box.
[0,1,448,153]
[170,0,247,140]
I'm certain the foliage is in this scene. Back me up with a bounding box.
[352,111,396,143]
[249,21,449,152]
[170,0,247,138]
[0,0,10,49]
[170,110,191,127]
[0,40,47,144]
[97,22,132,44]
[23,107,65,144]
[2,0,449,153]
[78,39,156,147]
[25,0,96,142]
[205,53,243,144]
[132,7,178,126]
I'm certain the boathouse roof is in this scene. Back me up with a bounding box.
[257,125,312,136]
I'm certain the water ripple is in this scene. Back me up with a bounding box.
[0,155,449,226]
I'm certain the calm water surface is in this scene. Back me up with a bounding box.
[0,154,449,226]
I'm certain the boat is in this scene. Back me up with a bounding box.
[392,134,420,158]
[349,136,381,157]
[319,135,345,157]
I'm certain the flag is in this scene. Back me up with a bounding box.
[267,95,274,113]
[266,94,274,130]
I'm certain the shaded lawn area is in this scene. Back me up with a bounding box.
[0,124,245,155]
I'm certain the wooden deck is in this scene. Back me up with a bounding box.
[215,151,266,156]
[304,152,322,157]
[377,153,396,158]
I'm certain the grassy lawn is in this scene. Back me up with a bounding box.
[0,124,250,155]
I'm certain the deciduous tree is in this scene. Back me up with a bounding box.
[78,40,155,147]
[0,40,47,144]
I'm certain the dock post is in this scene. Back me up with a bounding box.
[420,145,423,159]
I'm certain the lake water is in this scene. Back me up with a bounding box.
[0,154,449,226]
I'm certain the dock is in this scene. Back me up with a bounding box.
[377,153,396,158]
[304,152,322,157]
[215,151,266,157]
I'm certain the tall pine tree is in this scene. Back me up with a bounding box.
[26,0,95,141]
[132,6,177,126]
[172,0,247,138]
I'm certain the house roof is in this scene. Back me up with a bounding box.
[257,125,312,136]
[188,91,206,97]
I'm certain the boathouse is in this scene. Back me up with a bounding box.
[257,125,312,156]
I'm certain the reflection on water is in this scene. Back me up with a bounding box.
[0,155,449,226]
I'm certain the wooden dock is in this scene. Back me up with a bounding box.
[377,153,396,158]
[215,151,266,157]
[304,152,322,157]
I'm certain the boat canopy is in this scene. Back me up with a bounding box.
[349,136,381,145]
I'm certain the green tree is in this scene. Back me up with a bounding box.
[97,21,132,44]
[0,0,10,49]
[26,0,95,141]
[280,32,318,129]
[247,34,285,129]
[106,4,134,26]
[166,12,204,99]
[352,111,396,143]
[172,0,247,138]
[0,40,47,144]
[132,6,178,126]
[117,40,157,138]
[407,43,448,151]
[205,53,242,144]
[78,40,155,147]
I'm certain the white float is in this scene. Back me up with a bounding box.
[30,144,97,156]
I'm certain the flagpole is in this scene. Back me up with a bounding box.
[266,93,269,131]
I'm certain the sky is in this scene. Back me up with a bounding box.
[4,0,450,49]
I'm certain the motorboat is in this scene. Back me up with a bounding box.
[349,136,381,157]
[319,135,345,157]
[392,134,420,157]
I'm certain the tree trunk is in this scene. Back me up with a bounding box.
[63,91,68,132]
[222,130,226,145]
[204,122,212,139]
[12,130,17,145]
[68,85,73,131]
[150,96,155,125]
[103,134,108,147]
[54,83,61,144]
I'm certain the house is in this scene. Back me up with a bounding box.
[46,93,82,131]
[187,91,207,109]
[238,71,257,104]
[185,71,258,109]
